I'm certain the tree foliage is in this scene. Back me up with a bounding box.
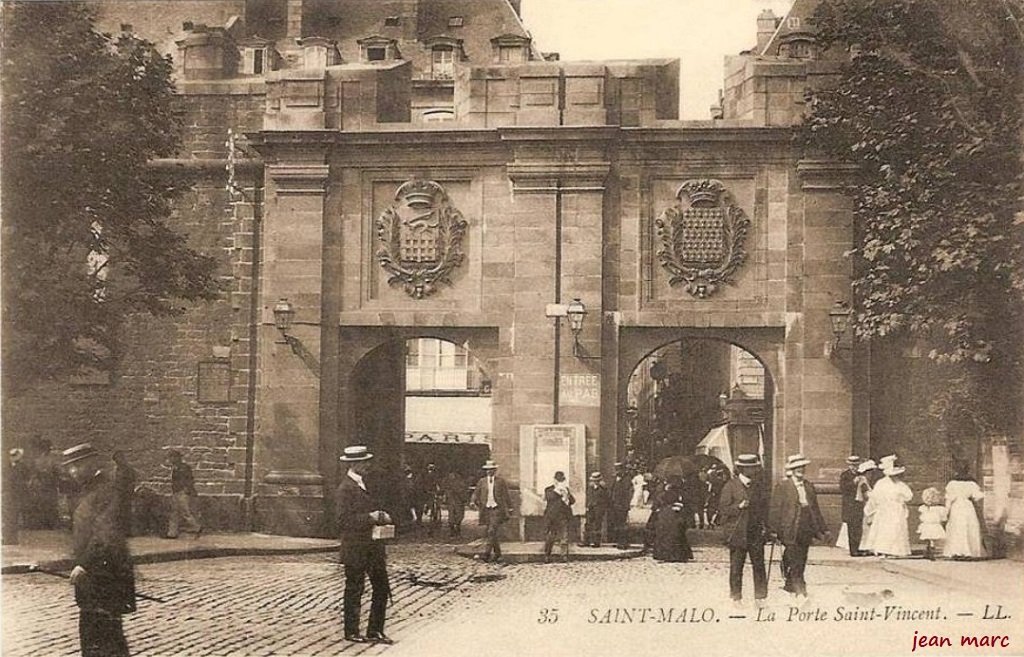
[2,2,221,389]
[805,0,1024,439]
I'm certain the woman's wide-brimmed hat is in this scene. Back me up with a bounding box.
[857,459,877,474]
[481,460,499,470]
[785,454,811,470]
[734,454,761,468]
[883,456,905,476]
[339,445,374,462]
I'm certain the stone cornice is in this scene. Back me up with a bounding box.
[267,164,330,194]
[506,161,611,193]
[797,158,862,190]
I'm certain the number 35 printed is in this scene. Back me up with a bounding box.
[537,608,559,624]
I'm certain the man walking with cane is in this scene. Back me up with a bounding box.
[717,454,769,608]
[60,443,136,657]
[770,454,828,601]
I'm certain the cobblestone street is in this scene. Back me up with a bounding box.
[3,542,1019,657]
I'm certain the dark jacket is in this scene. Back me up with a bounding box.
[653,504,693,562]
[839,468,862,521]
[471,474,513,523]
[610,475,632,513]
[335,474,380,549]
[71,469,136,615]
[543,484,575,526]
[442,473,467,507]
[717,475,769,548]
[769,478,827,546]
[170,462,196,495]
[586,483,608,513]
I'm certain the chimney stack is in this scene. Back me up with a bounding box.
[756,9,778,54]
[287,0,305,39]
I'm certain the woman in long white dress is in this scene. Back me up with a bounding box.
[861,457,913,557]
[943,464,987,559]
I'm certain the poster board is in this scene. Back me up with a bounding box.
[518,423,587,516]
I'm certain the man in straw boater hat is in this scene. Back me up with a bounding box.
[335,445,394,644]
[717,454,770,607]
[60,442,135,657]
[839,455,866,556]
[470,459,513,562]
[769,454,828,600]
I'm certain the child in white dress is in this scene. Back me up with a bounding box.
[917,487,947,560]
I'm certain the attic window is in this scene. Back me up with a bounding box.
[788,17,801,28]
[385,16,400,26]
[448,16,464,27]
[432,46,454,79]
[367,47,387,61]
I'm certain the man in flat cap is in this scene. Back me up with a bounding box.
[335,445,394,644]
[470,460,513,562]
[61,443,135,657]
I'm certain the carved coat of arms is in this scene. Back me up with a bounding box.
[654,179,750,298]
[376,180,468,299]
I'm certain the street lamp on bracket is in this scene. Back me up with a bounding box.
[825,300,853,359]
[545,297,600,360]
[271,297,320,377]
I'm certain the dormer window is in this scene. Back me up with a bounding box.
[432,46,454,79]
[491,34,531,64]
[297,37,340,69]
[424,37,465,80]
[385,16,400,27]
[240,38,277,76]
[788,17,801,28]
[448,16,464,28]
[358,36,400,63]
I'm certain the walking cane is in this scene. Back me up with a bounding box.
[27,565,168,604]
[766,539,776,588]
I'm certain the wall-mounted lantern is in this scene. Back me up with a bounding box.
[826,300,853,358]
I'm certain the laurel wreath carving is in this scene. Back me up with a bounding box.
[654,179,750,299]
[375,181,468,300]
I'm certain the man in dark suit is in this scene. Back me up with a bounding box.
[442,471,467,539]
[838,455,864,556]
[582,472,608,547]
[61,443,135,657]
[718,454,769,607]
[335,445,393,644]
[470,460,513,562]
[770,454,828,600]
[609,462,633,549]
[542,471,575,562]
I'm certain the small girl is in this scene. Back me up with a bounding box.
[917,487,947,560]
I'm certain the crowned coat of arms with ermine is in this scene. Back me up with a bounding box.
[654,179,751,299]
[375,180,468,299]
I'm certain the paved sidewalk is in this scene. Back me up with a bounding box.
[2,530,340,574]
[879,555,1024,600]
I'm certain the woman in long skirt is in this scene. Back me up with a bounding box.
[861,456,912,557]
[943,462,987,559]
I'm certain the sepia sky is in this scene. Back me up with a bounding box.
[521,0,795,120]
